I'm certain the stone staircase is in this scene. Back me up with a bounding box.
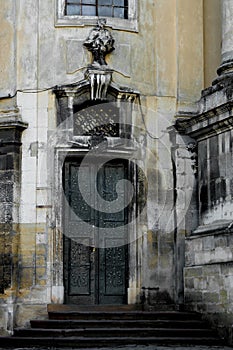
[0,304,224,348]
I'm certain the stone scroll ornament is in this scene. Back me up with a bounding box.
[83,18,115,67]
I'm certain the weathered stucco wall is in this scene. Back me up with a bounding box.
[0,0,17,99]
[0,0,221,101]
[15,0,209,101]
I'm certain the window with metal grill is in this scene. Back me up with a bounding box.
[65,0,128,19]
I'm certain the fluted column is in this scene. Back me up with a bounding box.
[218,0,233,75]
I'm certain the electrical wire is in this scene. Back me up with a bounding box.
[0,79,82,100]
[1,84,166,141]
[137,95,159,140]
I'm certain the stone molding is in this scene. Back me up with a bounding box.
[176,72,233,140]
[176,88,233,141]
[54,80,139,101]
[189,220,233,237]
[0,109,28,133]
[176,108,233,141]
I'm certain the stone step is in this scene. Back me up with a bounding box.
[0,336,224,348]
[14,326,216,338]
[48,310,203,321]
[30,318,209,329]
[47,303,142,312]
[0,308,224,348]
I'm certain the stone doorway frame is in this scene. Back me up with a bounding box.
[50,147,142,305]
[49,82,143,306]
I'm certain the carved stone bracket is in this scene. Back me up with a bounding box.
[85,67,113,100]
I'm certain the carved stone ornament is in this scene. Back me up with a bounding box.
[83,19,115,100]
[83,18,115,67]
[85,68,113,100]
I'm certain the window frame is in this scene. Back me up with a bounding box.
[55,0,138,32]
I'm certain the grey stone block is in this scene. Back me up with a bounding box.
[184,267,203,278]
[184,277,194,289]
[215,235,229,248]
[184,291,203,303]
[203,236,215,251]
[203,292,220,303]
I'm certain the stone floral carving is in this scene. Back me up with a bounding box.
[83,18,115,67]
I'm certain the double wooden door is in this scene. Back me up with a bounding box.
[63,158,129,304]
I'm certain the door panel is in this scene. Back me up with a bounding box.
[63,158,128,305]
[99,240,127,304]
[64,162,95,304]
[98,162,128,304]
[68,238,92,296]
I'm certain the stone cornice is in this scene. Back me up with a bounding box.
[186,220,233,238]
[0,120,28,131]
[175,72,233,140]
[53,80,139,100]
[0,109,28,141]
[175,100,233,141]
[53,79,90,97]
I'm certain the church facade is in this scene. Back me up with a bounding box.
[1,0,233,344]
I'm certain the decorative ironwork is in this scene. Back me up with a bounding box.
[70,268,89,288]
[70,241,90,265]
[105,245,125,292]
[106,246,124,265]
[68,239,91,294]
[74,103,119,137]
[106,266,124,287]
